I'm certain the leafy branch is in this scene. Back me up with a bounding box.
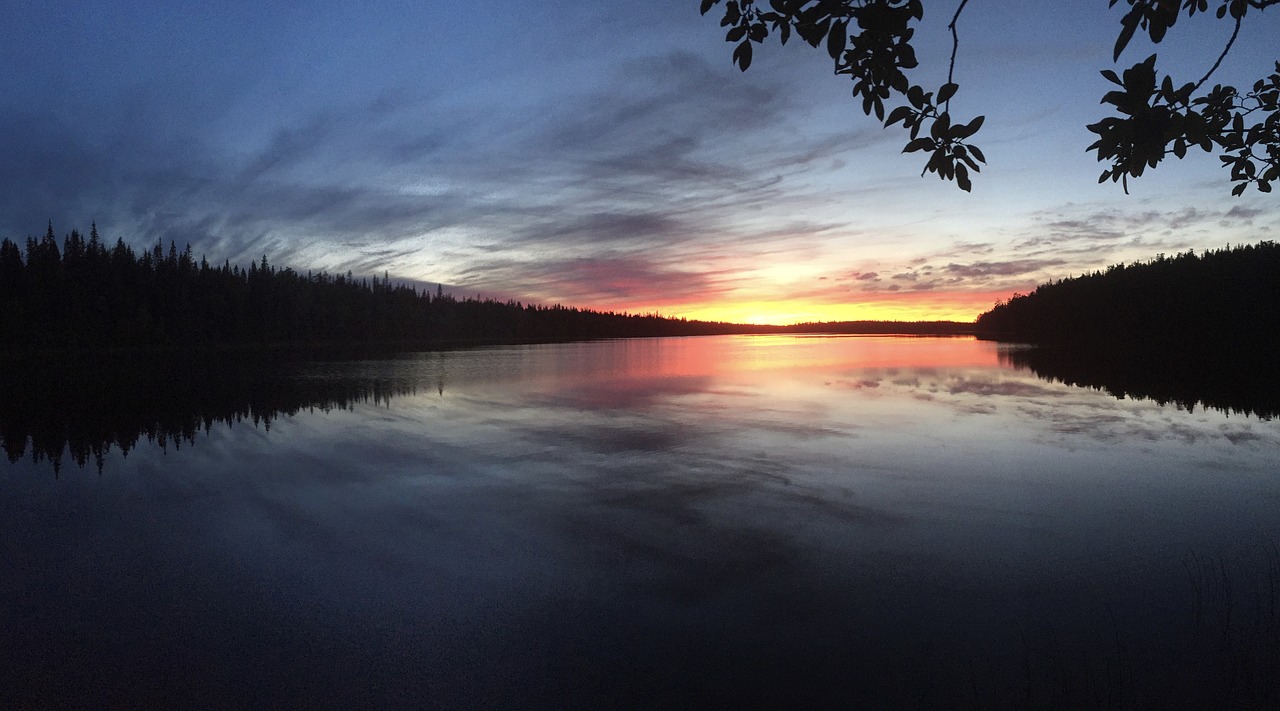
[700,0,1278,195]
[1088,0,1279,194]
[701,0,986,190]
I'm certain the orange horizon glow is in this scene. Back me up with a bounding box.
[603,290,1015,326]
[563,333,1002,388]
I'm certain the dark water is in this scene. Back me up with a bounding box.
[3,336,1278,708]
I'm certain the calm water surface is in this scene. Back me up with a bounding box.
[3,335,1278,708]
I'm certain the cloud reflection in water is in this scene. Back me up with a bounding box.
[3,335,1279,707]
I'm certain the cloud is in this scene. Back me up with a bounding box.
[844,258,1064,294]
[1223,205,1262,220]
[450,252,740,308]
[5,0,1278,325]
[504,211,690,251]
[1015,202,1274,257]
[946,377,1064,399]
[943,259,1068,279]
[2,45,900,316]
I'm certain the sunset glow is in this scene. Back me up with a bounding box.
[667,290,1010,324]
[1,2,1277,323]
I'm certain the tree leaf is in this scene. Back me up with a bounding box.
[903,138,934,153]
[907,85,924,110]
[952,115,984,139]
[885,105,914,127]
[1149,20,1167,44]
[1114,11,1140,61]
[827,19,847,59]
[930,112,951,140]
[733,40,753,71]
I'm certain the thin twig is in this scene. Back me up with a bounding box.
[946,0,971,109]
[1194,14,1242,92]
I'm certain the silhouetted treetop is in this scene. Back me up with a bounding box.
[0,224,777,353]
[974,241,1280,346]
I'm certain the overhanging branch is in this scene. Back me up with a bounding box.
[946,0,972,109]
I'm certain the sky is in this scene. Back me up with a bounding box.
[1,1,1277,323]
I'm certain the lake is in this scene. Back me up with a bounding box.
[3,335,1278,708]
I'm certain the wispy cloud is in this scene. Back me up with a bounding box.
[1,47,894,314]
[942,259,1069,279]
[3,1,1276,322]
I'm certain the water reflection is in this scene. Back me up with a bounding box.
[3,336,1279,707]
[2,337,999,473]
[997,340,1280,420]
[0,351,421,473]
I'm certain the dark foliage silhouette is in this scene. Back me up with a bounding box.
[0,223,757,351]
[976,241,1279,418]
[974,241,1280,347]
[0,224,976,352]
[700,0,1279,193]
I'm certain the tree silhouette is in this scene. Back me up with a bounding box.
[974,241,1280,346]
[700,0,1279,193]
[0,224,789,352]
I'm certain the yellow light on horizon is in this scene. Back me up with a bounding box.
[671,293,1004,325]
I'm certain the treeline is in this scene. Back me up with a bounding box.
[0,224,750,350]
[974,241,1280,346]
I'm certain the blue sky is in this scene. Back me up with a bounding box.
[2,1,1277,322]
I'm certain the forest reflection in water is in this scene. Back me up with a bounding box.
[0,349,424,472]
[2,335,1279,708]
[997,338,1280,420]
[3,336,1275,472]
